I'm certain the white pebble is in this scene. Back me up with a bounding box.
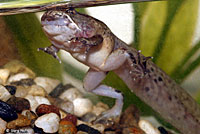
[25,95,50,112]
[3,60,35,78]
[0,118,7,133]
[35,96,51,105]
[35,113,60,133]
[34,77,60,94]
[92,102,109,116]
[139,120,160,134]
[0,69,10,84]
[8,73,29,83]
[28,85,47,96]
[73,98,93,117]
[59,87,82,102]
[59,101,74,114]
[0,85,11,101]
[25,95,38,112]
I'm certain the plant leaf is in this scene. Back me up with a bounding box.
[132,2,149,49]
[156,0,199,74]
[139,1,167,56]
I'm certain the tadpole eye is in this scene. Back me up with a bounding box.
[66,7,76,14]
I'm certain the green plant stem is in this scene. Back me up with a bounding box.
[174,55,200,83]
[152,0,184,62]
[171,41,200,83]
[132,4,141,49]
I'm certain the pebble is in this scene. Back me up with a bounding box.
[0,79,2,85]
[6,114,31,129]
[73,98,93,117]
[58,101,74,114]
[5,85,17,95]
[8,73,30,83]
[49,83,73,98]
[36,104,60,117]
[158,126,169,134]
[59,120,77,134]
[11,78,35,87]
[0,117,7,133]
[92,102,109,116]
[138,120,160,134]
[0,68,10,84]
[120,104,140,127]
[3,60,35,78]
[91,124,105,133]
[28,85,47,97]
[77,124,101,134]
[62,113,77,126]
[35,113,60,133]
[21,110,37,121]
[47,96,74,114]
[6,96,30,113]
[15,86,29,98]
[34,77,60,94]
[122,127,145,134]
[25,95,50,112]
[0,100,18,122]
[0,85,11,101]
[81,112,96,123]
[59,87,82,102]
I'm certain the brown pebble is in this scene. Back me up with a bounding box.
[119,104,140,127]
[122,127,145,134]
[59,120,77,134]
[6,96,30,113]
[36,104,60,117]
[62,113,77,126]
[21,110,37,121]
[6,114,31,129]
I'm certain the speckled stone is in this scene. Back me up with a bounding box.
[6,96,30,113]
[59,120,77,134]
[34,77,60,94]
[73,98,93,117]
[6,114,31,129]
[0,117,7,133]
[35,113,60,133]
[0,100,18,122]
[0,85,11,101]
